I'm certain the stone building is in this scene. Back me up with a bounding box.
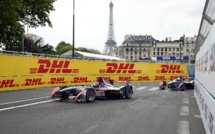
[115,34,196,62]
[114,35,156,61]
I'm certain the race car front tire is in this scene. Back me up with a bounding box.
[86,88,96,102]
[125,86,133,99]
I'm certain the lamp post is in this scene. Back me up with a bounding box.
[179,35,185,63]
[72,0,75,58]
[179,43,181,63]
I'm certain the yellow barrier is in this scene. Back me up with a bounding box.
[0,55,188,91]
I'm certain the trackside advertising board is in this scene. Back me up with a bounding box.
[195,17,215,134]
[0,55,188,91]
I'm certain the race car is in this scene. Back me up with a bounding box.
[159,77,194,91]
[50,76,134,103]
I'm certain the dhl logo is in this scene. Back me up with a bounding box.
[96,77,111,82]
[156,65,183,74]
[71,77,91,83]
[30,59,79,74]
[154,76,165,80]
[118,77,131,81]
[0,80,19,88]
[138,76,150,81]
[22,78,45,86]
[170,76,178,81]
[99,63,141,74]
[48,78,68,84]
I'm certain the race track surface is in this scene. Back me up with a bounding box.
[0,83,205,134]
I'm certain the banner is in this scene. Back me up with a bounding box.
[0,74,189,91]
[157,56,189,61]
[0,55,189,91]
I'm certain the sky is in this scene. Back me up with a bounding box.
[29,0,205,53]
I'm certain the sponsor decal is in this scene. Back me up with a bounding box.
[118,77,131,81]
[156,65,183,74]
[96,77,111,82]
[170,76,178,81]
[30,59,79,74]
[137,76,150,81]
[154,76,165,81]
[196,43,215,74]
[195,87,215,134]
[48,78,68,84]
[71,77,91,83]
[157,56,189,61]
[99,63,141,74]
[0,80,19,88]
[22,78,45,86]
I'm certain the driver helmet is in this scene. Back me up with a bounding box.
[93,82,99,87]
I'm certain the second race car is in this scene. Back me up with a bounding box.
[159,76,194,91]
[50,76,134,103]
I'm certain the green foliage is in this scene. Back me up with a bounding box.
[0,0,56,50]
[55,41,72,55]
[25,33,55,54]
[76,47,101,54]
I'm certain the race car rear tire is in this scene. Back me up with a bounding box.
[125,86,133,99]
[86,88,96,102]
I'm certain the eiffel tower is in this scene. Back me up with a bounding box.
[103,1,117,56]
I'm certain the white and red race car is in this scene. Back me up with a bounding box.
[50,76,133,102]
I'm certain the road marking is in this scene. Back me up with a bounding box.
[148,87,158,91]
[182,98,189,105]
[136,86,147,90]
[0,100,54,112]
[177,120,190,134]
[80,124,99,134]
[180,106,189,116]
[194,115,201,118]
[0,96,50,106]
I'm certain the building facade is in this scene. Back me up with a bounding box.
[115,34,196,62]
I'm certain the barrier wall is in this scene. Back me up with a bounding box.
[195,8,215,134]
[0,55,189,91]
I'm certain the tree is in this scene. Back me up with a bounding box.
[76,47,101,54]
[55,41,72,55]
[25,33,55,54]
[0,0,56,50]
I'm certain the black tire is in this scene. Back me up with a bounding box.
[61,92,69,100]
[86,88,96,102]
[125,86,133,99]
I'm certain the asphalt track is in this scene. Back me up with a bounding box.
[0,83,205,134]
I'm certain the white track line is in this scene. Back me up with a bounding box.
[148,87,158,91]
[182,98,189,105]
[0,100,54,112]
[136,86,147,90]
[177,120,190,134]
[0,96,50,106]
[180,106,189,116]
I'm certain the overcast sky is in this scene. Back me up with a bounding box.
[29,0,205,53]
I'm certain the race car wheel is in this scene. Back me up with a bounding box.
[125,86,133,99]
[86,88,96,102]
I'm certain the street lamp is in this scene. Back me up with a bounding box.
[72,0,75,58]
[179,35,185,63]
